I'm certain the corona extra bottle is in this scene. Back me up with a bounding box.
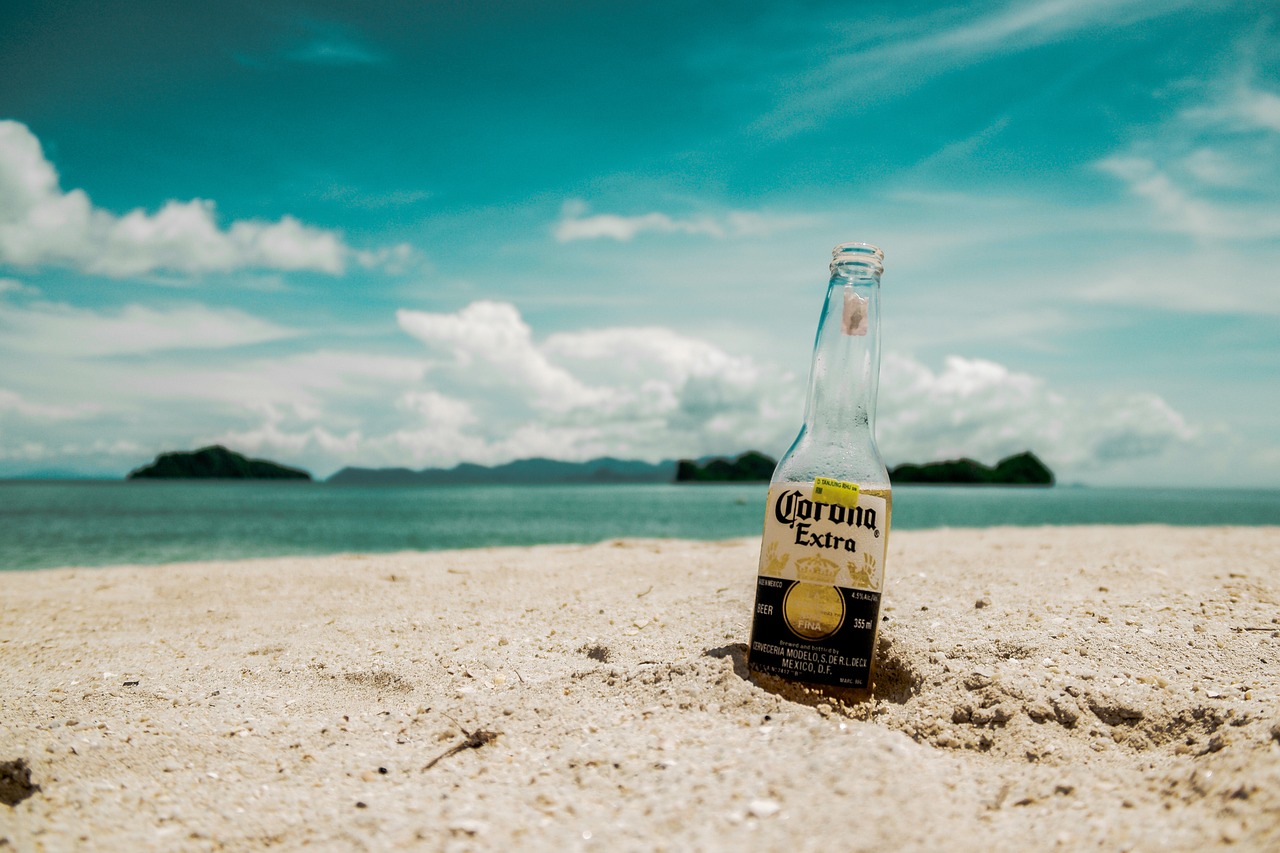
[749,242,890,692]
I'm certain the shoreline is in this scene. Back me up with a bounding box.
[5,519,1280,576]
[2,526,1278,850]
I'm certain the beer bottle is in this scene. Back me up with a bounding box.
[748,242,890,693]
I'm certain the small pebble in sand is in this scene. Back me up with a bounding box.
[749,799,781,818]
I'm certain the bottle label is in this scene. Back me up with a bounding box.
[749,482,889,689]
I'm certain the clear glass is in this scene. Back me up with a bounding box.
[771,242,887,488]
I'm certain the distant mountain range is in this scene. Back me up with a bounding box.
[328,457,676,485]
[112,446,1053,487]
[330,450,1053,486]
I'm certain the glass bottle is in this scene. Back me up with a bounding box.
[748,242,891,693]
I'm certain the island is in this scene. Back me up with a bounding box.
[889,451,1053,486]
[674,451,777,483]
[127,445,312,480]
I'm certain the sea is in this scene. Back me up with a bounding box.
[1,481,1277,572]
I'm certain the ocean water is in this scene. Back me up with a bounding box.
[1,481,1277,572]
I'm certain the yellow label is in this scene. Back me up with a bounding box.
[813,477,860,509]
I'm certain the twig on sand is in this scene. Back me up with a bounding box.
[422,716,501,771]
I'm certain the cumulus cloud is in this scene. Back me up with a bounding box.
[384,302,1198,477]
[397,300,606,412]
[191,340,1197,482]
[390,300,799,464]
[878,355,1196,473]
[553,199,813,243]
[0,294,1202,481]
[0,120,410,277]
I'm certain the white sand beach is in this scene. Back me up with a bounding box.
[2,526,1278,851]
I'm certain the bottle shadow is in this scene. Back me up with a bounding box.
[703,632,920,709]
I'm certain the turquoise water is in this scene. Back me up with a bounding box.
[1,481,1277,572]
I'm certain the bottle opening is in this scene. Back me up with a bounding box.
[830,242,884,276]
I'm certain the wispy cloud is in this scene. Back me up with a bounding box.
[284,20,387,66]
[553,200,814,242]
[1069,249,1280,316]
[1183,79,1280,133]
[0,277,38,296]
[1095,155,1280,240]
[0,297,300,357]
[320,185,433,209]
[0,387,97,421]
[759,0,1192,135]
[1094,64,1280,242]
[0,121,409,278]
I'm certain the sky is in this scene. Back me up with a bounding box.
[0,0,1277,485]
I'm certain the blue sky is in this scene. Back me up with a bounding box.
[0,0,1277,485]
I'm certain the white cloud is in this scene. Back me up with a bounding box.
[396,390,476,431]
[1070,249,1280,315]
[760,0,1192,135]
[552,199,813,243]
[288,39,384,65]
[0,387,97,420]
[0,277,37,295]
[0,294,1205,482]
[0,120,410,278]
[544,326,760,387]
[106,350,430,417]
[388,300,801,465]
[284,20,387,66]
[1180,148,1249,187]
[192,339,1198,482]
[321,185,432,209]
[1095,155,1280,240]
[1183,80,1280,134]
[878,355,1196,473]
[1095,63,1280,244]
[0,298,299,357]
[211,417,363,461]
[0,436,144,465]
[397,300,606,411]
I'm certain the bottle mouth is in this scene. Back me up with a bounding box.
[830,242,884,276]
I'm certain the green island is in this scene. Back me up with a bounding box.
[675,450,1053,485]
[675,451,777,483]
[889,451,1053,486]
[127,445,312,480]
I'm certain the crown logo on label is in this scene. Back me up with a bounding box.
[794,554,840,584]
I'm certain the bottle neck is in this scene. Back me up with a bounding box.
[800,264,882,447]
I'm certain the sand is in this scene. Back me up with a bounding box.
[1,525,1278,851]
